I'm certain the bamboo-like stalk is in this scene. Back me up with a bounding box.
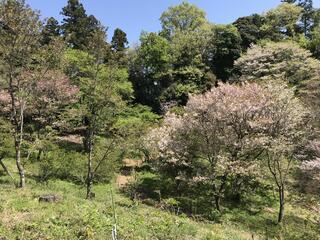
[110,188,118,240]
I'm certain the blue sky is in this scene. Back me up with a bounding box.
[25,0,320,45]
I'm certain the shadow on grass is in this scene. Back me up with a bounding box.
[120,168,320,239]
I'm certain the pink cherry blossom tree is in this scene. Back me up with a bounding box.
[0,1,77,187]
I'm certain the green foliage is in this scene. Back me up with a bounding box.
[0,0,72,188]
[170,26,211,68]
[261,3,303,40]
[160,1,207,38]
[235,40,320,124]
[41,17,60,45]
[61,0,100,49]
[130,3,243,111]
[37,145,87,183]
[0,119,14,181]
[207,24,242,81]
[63,30,134,198]
[138,32,171,74]
[64,47,131,121]
[110,28,129,67]
[295,0,315,36]
[114,104,159,135]
[160,81,199,106]
[130,32,171,110]
[113,104,159,158]
[0,0,42,72]
[308,26,320,59]
[0,1,320,238]
[111,28,128,52]
[233,14,265,49]
[130,24,217,111]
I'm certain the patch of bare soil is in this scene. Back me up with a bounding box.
[57,134,83,144]
[116,158,143,188]
[116,175,134,188]
[122,158,143,168]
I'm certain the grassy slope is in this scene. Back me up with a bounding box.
[0,159,319,240]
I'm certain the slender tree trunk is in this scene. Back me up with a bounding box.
[86,133,94,199]
[231,176,242,203]
[278,185,285,223]
[0,157,15,184]
[8,75,26,188]
[37,149,42,161]
[15,103,26,188]
[214,195,221,212]
[15,140,25,188]
[267,152,289,224]
[86,161,93,199]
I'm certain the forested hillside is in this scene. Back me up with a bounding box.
[0,0,319,239]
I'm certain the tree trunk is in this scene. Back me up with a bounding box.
[37,149,42,161]
[303,16,307,37]
[13,102,26,188]
[214,195,221,212]
[278,185,285,223]
[86,171,93,199]
[212,186,222,212]
[0,157,15,184]
[212,174,227,212]
[86,134,94,199]
[15,141,25,188]
[231,176,242,203]
[8,84,26,188]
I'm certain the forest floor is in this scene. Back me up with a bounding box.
[0,158,319,240]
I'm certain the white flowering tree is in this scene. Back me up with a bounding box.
[235,41,320,85]
[261,83,307,223]
[147,82,307,222]
[234,41,320,127]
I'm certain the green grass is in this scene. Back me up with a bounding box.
[0,159,319,240]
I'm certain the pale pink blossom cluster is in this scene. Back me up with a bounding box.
[35,70,79,105]
[0,90,11,114]
[145,82,307,183]
[0,69,79,125]
[0,90,10,105]
[300,140,320,181]
[235,41,320,123]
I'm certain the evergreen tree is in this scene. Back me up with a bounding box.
[41,17,60,45]
[111,28,128,52]
[299,0,314,36]
[233,14,264,50]
[61,0,100,49]
[282,0,315,36]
